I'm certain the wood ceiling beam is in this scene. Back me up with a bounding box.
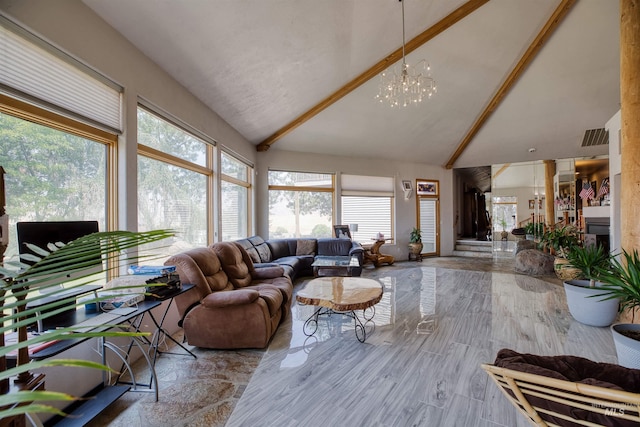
[444,0,577,169]
[492,163,511,180]
[256,0,490,152]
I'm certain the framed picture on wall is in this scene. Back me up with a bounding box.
[333,225,351,239]
[416,180,438,196]
[528,200,535,209]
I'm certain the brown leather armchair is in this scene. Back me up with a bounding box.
[166,242,293,349]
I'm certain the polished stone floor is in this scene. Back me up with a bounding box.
[89,257,616,427]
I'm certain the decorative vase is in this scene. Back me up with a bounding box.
[409,242,423,255]
[554,258,581,281]
[611,324,640,368]
[563,280,619,327]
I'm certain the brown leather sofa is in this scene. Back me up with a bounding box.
[165,241,293,349]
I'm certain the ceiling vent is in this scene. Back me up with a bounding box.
[581,128,609,147]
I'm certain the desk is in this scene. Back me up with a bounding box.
[30,300,162,400]
[116,284,196,391]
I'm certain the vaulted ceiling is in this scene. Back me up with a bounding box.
[83,0,618,169]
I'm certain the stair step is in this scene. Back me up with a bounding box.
[452,250,493,258]
[455,239,492,247]
[455,244,492,252]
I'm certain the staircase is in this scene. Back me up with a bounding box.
[453,239,493,258]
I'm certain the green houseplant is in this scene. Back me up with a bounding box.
[597,249,640,368]
[498,217,508,240]
[539,225,580,258]
[0,229,174,420]
[562,244,618,327]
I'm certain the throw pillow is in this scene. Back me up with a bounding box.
[296,239,316,256]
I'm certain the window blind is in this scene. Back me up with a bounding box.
[341,174,394,196]
[0,19,122,132]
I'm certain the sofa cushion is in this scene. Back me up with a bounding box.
[211,242,253,288]
[317,238,354,256]
[255,286,284,316]
[202,289,259,308]
[248,235,266,246]
[494,348,640,427]
[296,239,317,256]
[235,238,261,264]
[254,242,273,263]
[495,348,640,391]
[267,239,293,260]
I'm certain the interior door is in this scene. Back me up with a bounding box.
[418,197,440,256]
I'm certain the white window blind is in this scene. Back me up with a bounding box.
[342,196,392,241]
[419,199,437,253]
[341,174,394,196]
[341,174,394,243]
[0,20,122,132]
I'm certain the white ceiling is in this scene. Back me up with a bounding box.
[82,0,619,168]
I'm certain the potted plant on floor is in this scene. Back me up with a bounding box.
[409,227,423,260]
[0,229,174,420]
[596,249,640,368]
[498,217,508,240]
[539,225,580,280]
[563,244,618,327]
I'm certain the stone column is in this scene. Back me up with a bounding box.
[621,0,640,253]
[543,160,556,227]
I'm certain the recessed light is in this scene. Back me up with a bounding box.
[528,148,536,153]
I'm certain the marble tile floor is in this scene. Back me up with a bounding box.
[90,257,616,427]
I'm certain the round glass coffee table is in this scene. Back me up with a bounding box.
[296,276,383,342]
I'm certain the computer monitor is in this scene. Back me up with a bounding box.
[16,221,102,288]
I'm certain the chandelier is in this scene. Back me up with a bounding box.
[376,0,436,107]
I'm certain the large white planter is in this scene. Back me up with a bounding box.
[611,324,640,369]
[563,280,619,327]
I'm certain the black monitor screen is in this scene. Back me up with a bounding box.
[16,221,100,267]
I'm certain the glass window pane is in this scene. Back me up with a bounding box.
[221,152,248,181]
[138,108,207,166]
[341,196,392,243]
[269,171,332,188]
[138,157,207,252]
[268,190,332,238]
[1,111,106,261]
[221,180,248,241]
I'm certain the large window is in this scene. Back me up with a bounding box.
[268,171,333,238]
[0,111,110,261]
[220,151,252,241]
[341,174,394,243]
[137,107,213,252]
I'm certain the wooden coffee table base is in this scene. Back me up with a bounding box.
[296,277,383,343]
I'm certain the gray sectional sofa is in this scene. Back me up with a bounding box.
[234,235,364,280]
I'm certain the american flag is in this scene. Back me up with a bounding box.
[597,177,609,199]
[579,181,594,200]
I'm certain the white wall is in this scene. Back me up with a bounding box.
[257,149,455,258]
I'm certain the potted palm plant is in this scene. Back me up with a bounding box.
[596,249,640,368]
[0,229,174,420]
[563,244,618,327]
[409,227,423,258]
[498,217,508,240]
